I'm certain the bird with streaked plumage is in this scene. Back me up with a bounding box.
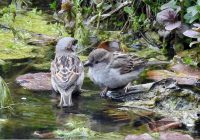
[51,37,84,107]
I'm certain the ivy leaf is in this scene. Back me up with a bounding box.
[187,6,198,17]
[197,0,200,5]
[49,1,57,11]
[160,0,179,10]
[184,12,199,23]
[124,7,134,15]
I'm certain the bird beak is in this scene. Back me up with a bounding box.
[84,61,93,67]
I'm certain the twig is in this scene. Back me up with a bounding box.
[120,17,129,33]
[77,41,99,54]
[88,1,132,24]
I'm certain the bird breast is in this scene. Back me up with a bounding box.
[88,65,145,89]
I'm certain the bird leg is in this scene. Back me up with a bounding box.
[59,93,64,107]
[58,87,74,107]
[62,93,72,107]
[100,87,108,98]
[124,82,132,93]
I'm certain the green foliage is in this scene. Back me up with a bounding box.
[74,12,90,48]
[0,76,13,109]
[53,114,124,139]
[184,0,200,23]
[72,0,90,48]
[160,0,180,10]
[183,56,197,66]
[124,6,134,15]
[49,0,57,11]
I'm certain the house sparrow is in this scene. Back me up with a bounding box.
[84,48,169,97]
[51,37,84,107]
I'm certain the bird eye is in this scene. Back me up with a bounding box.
[95,61,99,64]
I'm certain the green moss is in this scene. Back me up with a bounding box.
[53,114,124,140]
[0,47,38,60]
[31,62,51,71]
[0,9,67,37]
[178,47,200,67]
[0,30,14,47]
[131,47,167,60]
[79,55,88,61]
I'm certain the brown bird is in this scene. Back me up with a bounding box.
[51,37,84,106]
[84,48,169,97]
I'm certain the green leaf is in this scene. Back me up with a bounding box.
[184,11,199,23]
[49,1,57,11]
[187,6,198,16]
[124,7,134,15]
[0,76,13,109]
[197,0,200,5]
[161,0,178,10]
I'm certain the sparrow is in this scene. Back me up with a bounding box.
[84,48,169,97]
[51,37,84,107]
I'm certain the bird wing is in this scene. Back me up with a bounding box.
[51,55,83,90]
[109,52,147,74]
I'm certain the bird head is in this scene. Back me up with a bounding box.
[56,37,78,53]
[84,48,111,67]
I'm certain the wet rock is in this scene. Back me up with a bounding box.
[16,72,51,91]
[125,133,154,140]
[106,83,154,101]
[159,131,194,140]
[33,131,55,139]
[118,79,200,128]
[147,57,200,86]
[147,70,199,86]
[27,34,57,46]
[148,117,182,131]
[170,62,200,79]
[125,132,194,140]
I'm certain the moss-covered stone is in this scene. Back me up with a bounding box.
[53,114,124,139]
[177,47,200,67]
[0,8,70,74]
[119,79,200,129]
[31,62,51,71]
[0,46,38,60]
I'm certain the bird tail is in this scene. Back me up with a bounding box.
[146,61,170,66]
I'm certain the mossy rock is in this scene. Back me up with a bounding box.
[53,114,124,139]
[31,62,51,71]
[130,47,167,61]
[0,47,39,61]
[177,47,200,67]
